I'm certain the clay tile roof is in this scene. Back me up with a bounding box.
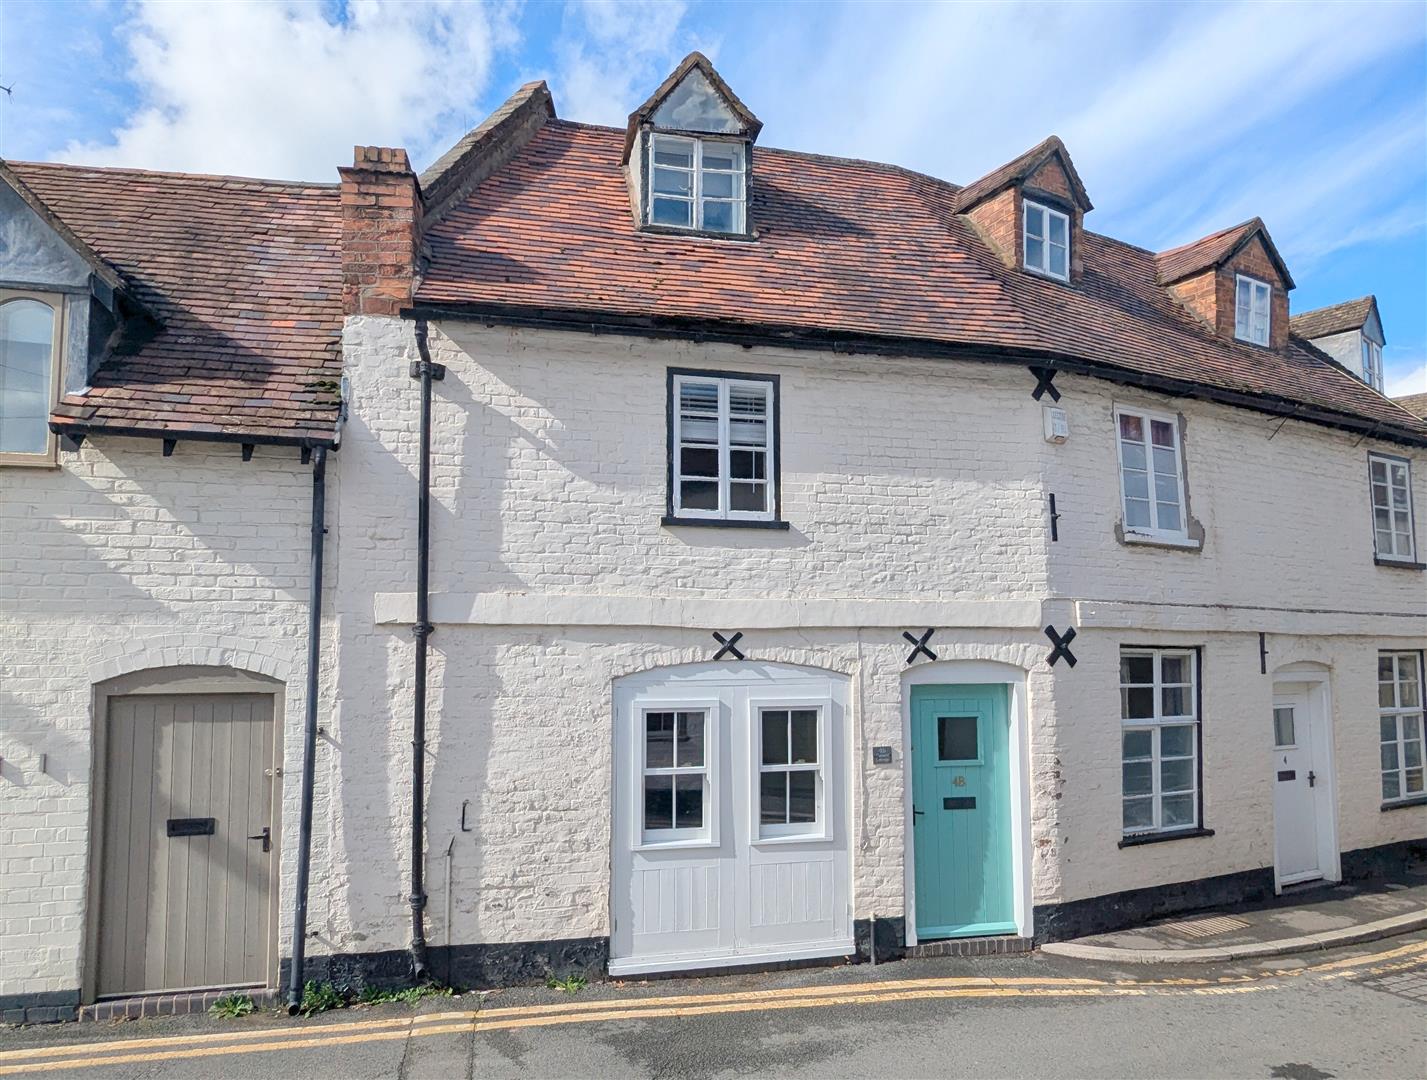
[1289,296,1379,341]
[1155,216,1295,290]
[415,119,1427,443]
[6,160,342,445]
[952,135,1092,214]
[1394,393,1427,419]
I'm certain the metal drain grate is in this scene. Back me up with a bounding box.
[1160,914,1253,939]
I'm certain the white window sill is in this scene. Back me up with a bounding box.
[635,835,718,852]
[1121,531,1201,551]
[751,831,830,847]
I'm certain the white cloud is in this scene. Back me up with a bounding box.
[56,0,519,181]
[550,0,691,125]
[1385,353,1427,398]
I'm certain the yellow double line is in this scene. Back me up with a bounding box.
[4,939,1424,1076]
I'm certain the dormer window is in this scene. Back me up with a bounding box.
[1235,274,1271,346]
[1023,200,1069,281]
[648,134,746,234]
[1362,337,1384,392]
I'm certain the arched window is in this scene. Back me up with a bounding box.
[0,291,62,464]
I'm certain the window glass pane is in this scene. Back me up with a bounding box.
[1048,212,1067,245]
[674,774,703,829]
[1119,414,1145,442]
[653,137,694,167]
[1383,772,1400,800]
[1154,472,1180,502]
[790,710,818,764]
[680,480,718,510]
[1161,757,1194,793]
[1149,420,1174,448]
[1124,499,1152,528]
[702,144,742,171]
[1123,797,1154,831]
[1400,672,1420,708]
[1122,654,1154,683]
[653,167,691,195]
[728,417,766,448]
[1048,244,1067,278]
[1025,236,1045,270]
[1161,654,1187,684]
[1121,686,1154,719]
[702,171,734,199]
[1122,729,1153,759]
[1381,716,1399,743]
[645,712,675,769]
[676,711,705,768]
[681,446,718,478]
[652,197,692,226]
[1156,503,1183,533]
[1160,724,1194,758]
[788,771,817,824]
[1407,768,1425,794]
[762,710,789,765]
[1370,459,1387,483]
[938,715,979,761]
[1123,759,1153,796]
[760,771,787,825]
[1405,740,1423,769]
[1273,707,1295,747]
[1025,204,1045,239]
[730,482,766,511]
[1161,793,1196,828]
[0,298,56,456]
[1119,440,1146,471]
[644,776,673,830]
[1122,470,1149,500]
[730,449,765,480]
[1162,685,1188,716]
[1152,445,1178,477]
[1381,741,1399,771]
[702,200,734,233]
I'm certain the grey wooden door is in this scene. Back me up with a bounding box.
[98,694,275,995]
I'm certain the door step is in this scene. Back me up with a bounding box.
[79,986,275,1022]
[908,935,1033,958]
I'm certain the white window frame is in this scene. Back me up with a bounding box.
[636,699,719,849]
[1234,274,1272,346]
[670,371,777,523]
[1379,652,1425,804]
[1114,406,1191,544]
[750,698,829,843]
[646,133,746,235]
[1361,336,1384,392]
[1368,452,1416,563]
[0,288,65,468]
[1120,648,1200,837]
[1022,199,1070,281]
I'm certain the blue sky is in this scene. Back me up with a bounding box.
[2,0,1423,394]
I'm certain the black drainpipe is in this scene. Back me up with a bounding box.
[287,445,327,1014]
[409,320,444,982]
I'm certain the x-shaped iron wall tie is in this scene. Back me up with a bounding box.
[902,629,937,665]
[712,631,745,661]
[1029,366,1061,402]
[1044,625,1078,668]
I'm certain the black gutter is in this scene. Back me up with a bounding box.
[404,301,1427,449]
[286,446,327,1013]
[408,320,445,982]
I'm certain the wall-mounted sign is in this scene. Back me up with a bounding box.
[871,746,893,765]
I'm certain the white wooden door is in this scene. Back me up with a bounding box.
[611,663,851,975]
[98,694,276,995]
[1271,694,1321,886]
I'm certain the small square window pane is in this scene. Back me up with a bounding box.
[1273,708,1295,747]
[938,715,979,761]
[1381,743,1399,771]
[1160,757,1194,794]
[653,138,694,167]
[1407,715,1424,741]
[1379,653,1396,680]
[680,480,718,510]
[1407,768,1425,794]
[1154,472,1180,502]
[1025,236,1045,270]
[789,771,817,824]
[1123,797,1154,831]
[1382,772,1400,800]
[730,449,765,480]
[1161,793,1196,828]
[680,415,718,445]
[680,380,718,411]
[1162,685,1188,716]
[1049,244,1067,279]
[1122,729,1153,759]
[762,710,789,765]
[681,446,718,478]
[729,417,767,447]
[703,145,741,170]
[1025,204,1045,238]
[1400,676,1420,709]
[645,712,674,769]
[1405,740,1422,769]
[1379,683,1397,710]
[676,711,705,768]
[1376,527,1395,553]
[1123,470,1149,500]
[674,775,704,829]
[1121,654,1154,684]
[1381,716,1399,742]
[761,771,787,825]
[1152,446,1178,477]
[790,710,818,764]
[1156,502,1183,532]
[1121,686,1155,720]
[1161,654,1187,683]
[1391,485,1409,509]
[1119,414,1145,442]
[702,200,735,233]
[1120,441,1147,472]
[644,776,673,830]
[653,167,691,195]
[652,197,692,227]
[730,482,766,512]
[1370,459,1387,483]
[1395,529,1413,555]
[1390,463,1408,488]
[1160,725,1194,758]
[1048,213,1068,245]
[702,171,734,199]
[1150,420,1174,447]
[1123,760,1153,796]
[1125,498,1152,528]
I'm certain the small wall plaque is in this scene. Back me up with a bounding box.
[871,746,893,765]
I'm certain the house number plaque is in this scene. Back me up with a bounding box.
[871,746,893,765]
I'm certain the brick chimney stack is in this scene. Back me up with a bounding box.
[339,146,421,316]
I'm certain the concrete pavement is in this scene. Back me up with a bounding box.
[3,932,1425,1078]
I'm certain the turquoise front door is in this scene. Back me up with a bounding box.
[910,683,1016,939]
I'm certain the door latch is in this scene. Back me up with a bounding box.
[1307,771,1317,788]
[912,807,924,819]
[247,826,272,853]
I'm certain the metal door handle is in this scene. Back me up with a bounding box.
[912,808,924,819]
[1307,771,1316,788]
[247,826,271,853]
